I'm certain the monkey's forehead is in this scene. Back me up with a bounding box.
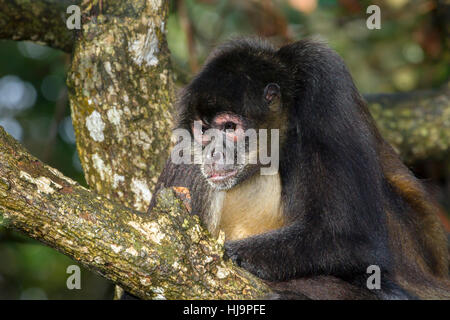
[185,63,282,111]
[179,40,290,119]
[197,60,281,89]
[195,41,286,85]
[183,91,245,120]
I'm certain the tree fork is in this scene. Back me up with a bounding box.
[0,126,271,299]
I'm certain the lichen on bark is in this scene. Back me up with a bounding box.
[67,0,175,212]
[0,126,271,299]
[0,0,77,52]
[366,82,450,163]
[1,0,450,301]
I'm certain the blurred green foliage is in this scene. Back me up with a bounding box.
[0,0,448,299]
[168,0,448,91]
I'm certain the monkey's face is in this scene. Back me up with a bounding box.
[176,44,289,190]
[190,83,283,191]
[192,113,256,190]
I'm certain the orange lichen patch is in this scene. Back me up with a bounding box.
[173,186,190,198]
[60,186,74,194]
[80,211,97,223]
[17,160,44,177]
[172,186,192,213]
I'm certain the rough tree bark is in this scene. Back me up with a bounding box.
[0,0,272,300]
[67,0,175,211]
[0,0,449,300]
[0,126,270,299]
[367,82,450,163]
[0,0,77,53]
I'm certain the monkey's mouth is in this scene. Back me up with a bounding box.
[207,169,238,183]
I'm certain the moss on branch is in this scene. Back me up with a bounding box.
[367,82,450,163]
[0,126,271,299]
[67,0,175,212]
[0,0,78,52]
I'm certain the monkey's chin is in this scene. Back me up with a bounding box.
[205,170,238,191]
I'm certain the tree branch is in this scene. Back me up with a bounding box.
[0,126,270,299]
[67,0,175,212]
[366,82,450,163]
[0,0,448,300]
[0,0,77,52]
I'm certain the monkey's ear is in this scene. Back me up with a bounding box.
[263,83,281,110]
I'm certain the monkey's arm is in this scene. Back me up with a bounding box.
[148,160,214,223]
[224,221,382,281]
[224,223,418,300]
[225,134,394,283]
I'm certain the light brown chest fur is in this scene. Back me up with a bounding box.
[212,173,284,241]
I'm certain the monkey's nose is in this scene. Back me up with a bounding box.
[206,149,224,163]
[212,151,224,163]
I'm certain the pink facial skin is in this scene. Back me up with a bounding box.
[192,113,245,145]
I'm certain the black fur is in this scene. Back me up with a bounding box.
[220,40,392,280]
[147,38,448,300]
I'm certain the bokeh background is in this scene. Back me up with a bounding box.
[0,0,448,299]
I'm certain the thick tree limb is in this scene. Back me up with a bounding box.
[366,82,450,163]
[65,0,177,299]
[0,0,78,52]
[0,126,270,299]
[0,0,448,167]
[0,0,449,301]
[67,0,175,212]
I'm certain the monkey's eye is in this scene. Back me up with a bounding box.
[192,120,211,145]
[192,119,208,132]
[212,113,244,142]
[223,122,237,131]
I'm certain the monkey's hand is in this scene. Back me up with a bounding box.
[224,239,276,281]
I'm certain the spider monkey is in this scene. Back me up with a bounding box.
[148,38,450,299]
